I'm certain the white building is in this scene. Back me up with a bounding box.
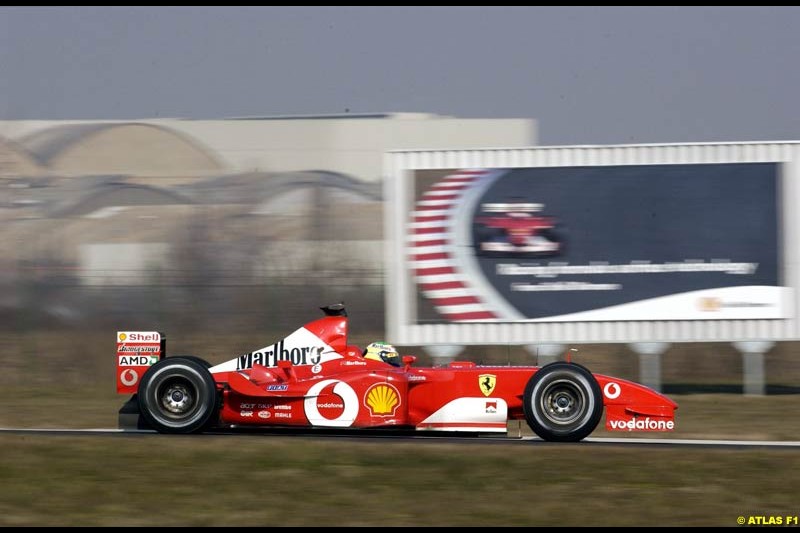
[0,113,536,182]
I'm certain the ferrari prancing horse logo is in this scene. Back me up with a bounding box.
[479,374,496,396]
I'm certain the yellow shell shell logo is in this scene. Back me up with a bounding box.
[365,384,400,416]
[119,333,127,341]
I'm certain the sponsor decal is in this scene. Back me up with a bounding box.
[274,412,292,419]
[698,296,772,311]
[118,333,127,341]
[479,374,497,396]
[364,383,401,416]
[118,355,159,366]
[236,340,324,370]
[258,411,271,419]
[124,332,160,342]
[608,417,675,431]
[408,375,426,382]
[120,369,138,387]
[603,382,621,400]
[117,346,160,354]
[342,360,367,366]
[243,402,278,409]
[267,384,289,391]
[274,405,291,411]
[698,297,721,312]
[240,411,254,418]
[303,379,358,427]
[311,364,322,374]
[209,327,345,373]
[418,397,509,432]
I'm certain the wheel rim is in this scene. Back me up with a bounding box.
[538,378,586,426]
[156,377,197,419]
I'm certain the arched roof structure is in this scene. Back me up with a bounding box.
[21,123,224,177]
[0,136,46,177]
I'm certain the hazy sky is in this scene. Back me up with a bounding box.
[1,6,799,145]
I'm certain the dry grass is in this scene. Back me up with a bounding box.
[0,434,796,526]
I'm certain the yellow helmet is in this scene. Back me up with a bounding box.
[363,342,401,367]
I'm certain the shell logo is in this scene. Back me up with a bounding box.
[119,333,127,341]
[364,383,401,416]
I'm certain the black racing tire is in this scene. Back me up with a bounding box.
[473,224,506,258]
[170,355,212,368]
[137,357,218,434]
[538,228,566,257]
[523,362,603,442]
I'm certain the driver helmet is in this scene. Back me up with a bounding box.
[363,341,401,367]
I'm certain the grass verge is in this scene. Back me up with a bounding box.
[0,434,796,526]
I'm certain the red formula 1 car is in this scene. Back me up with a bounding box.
[116,304,677,441]
[474,202,563,257]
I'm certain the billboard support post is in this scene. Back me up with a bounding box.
[629,342,670,392]
[733,341,774,395]
[525,343,564,366]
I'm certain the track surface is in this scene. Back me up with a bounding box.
[2,427,799,448]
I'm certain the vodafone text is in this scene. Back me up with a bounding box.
[608,417,675,431]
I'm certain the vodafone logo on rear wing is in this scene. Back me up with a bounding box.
[116,331,163,394]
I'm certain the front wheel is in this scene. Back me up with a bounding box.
[137,357,218,434]
[523,362,603,442]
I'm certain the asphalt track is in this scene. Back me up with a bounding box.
[1,427,799,448]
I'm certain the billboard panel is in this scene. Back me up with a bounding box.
[387,142,800,344]
[410,164,782,323]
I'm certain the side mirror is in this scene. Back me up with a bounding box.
[402,355,417,369]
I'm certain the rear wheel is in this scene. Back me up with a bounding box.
[523,362,602,442]
[138,357,217,434]
[170,355,212,368]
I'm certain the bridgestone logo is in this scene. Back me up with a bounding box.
[117,346,160,353]
[608,417,675,431]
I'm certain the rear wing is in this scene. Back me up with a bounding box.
[116,331,166,394]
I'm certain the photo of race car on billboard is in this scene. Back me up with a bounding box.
[473,201,564,257]
[409,164,784,324]
[117,304,677,442]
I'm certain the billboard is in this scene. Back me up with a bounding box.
[411,163,782,323]
[387,143,800,344]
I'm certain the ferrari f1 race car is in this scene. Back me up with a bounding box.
[473,202,563,257]
[116,304,677,441]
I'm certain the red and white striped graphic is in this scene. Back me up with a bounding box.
[407,170,499,321]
